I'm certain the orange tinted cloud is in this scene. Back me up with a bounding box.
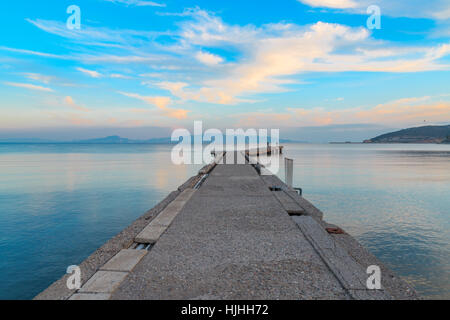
[119,91,189,119]
[235,97,450,127]
[4,82,53,92]
[69,115,94,125]
[64,96,90,112]
[159,18,449,105]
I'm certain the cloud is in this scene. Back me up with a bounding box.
[24,19,170,65]
[155,81,244,105]
[119,91,189,119]
[76,67,102,78]
[178,8,260,46]
[157,12,450,104]
[298,0,357,9]
[120,92,171,109]
[104,0,166,7]
[64,96,90,112]
[22,73,54,84]
[4,82,53,92]
[234,96,450,128]
[0,46,67,59]
[21,7,450,110]
[195,51,224,66]
[26,18,164,48]
[82,55,162,64]
[432,7,450,20]
[298,0,450,20]
[109,73,132,79]
[351,97,450,124]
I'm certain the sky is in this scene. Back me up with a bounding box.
[0,0,449,141]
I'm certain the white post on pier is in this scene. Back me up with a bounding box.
[285,157,293,188]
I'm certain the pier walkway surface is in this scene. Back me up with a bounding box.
[36,152,419,300]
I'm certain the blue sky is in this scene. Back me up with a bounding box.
[0,0,449,140]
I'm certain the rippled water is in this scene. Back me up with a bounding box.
[277,143,450,299]
[0,144,202,300]
[0,143,448,299]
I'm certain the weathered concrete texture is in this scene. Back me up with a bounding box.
[101,249,147,272]
[37,151,419,300]
[67,250,147,300]
[260,169,419,299]
[69,293,111,300]
[151,189,196,227]
[262,172,418,299]
[177,175,200,192]
[200,164,272,198]
[150,202,185,226]
[331,233,421,299]
[292,216,391,299]
[135,189,196,243]
[79,271,128,293]
[176,188,196,202]
[222,150,248,165]
[35,154,222,300]
[261,174,324,220]
[135,225,169,244]
[272,190,306,215]
[34,175,200,300]
[111,161,351,300]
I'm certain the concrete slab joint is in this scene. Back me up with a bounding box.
[79,271,128,294]
[292,215,391,300]
[135,188,196,244]
[101,249,148,272]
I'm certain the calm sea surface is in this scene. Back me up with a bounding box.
[0,143,449,299]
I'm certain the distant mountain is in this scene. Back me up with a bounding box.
[0,136,173,144]
[75,136,133,144]
[0,135,304,144]
[0,138,55,143]
[73,136,175,144]
[364,125,450,144]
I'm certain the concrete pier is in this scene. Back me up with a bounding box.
[35,151,419,300]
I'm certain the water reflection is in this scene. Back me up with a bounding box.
[0,144,202,299]
[0,143,448,299]
[277,143,450,299]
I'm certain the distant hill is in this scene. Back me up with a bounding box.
[0,136,173,144]
[0,138,55,143]
[73,136,173,144]
[0,135,300,144]
[75,136,133,144]
[364,125,450,144]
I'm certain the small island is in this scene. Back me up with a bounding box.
[364,125,450,144]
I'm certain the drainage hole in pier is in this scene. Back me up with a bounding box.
[134,243,153,251]
[287,210,305,217]
[269,186,283,192]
